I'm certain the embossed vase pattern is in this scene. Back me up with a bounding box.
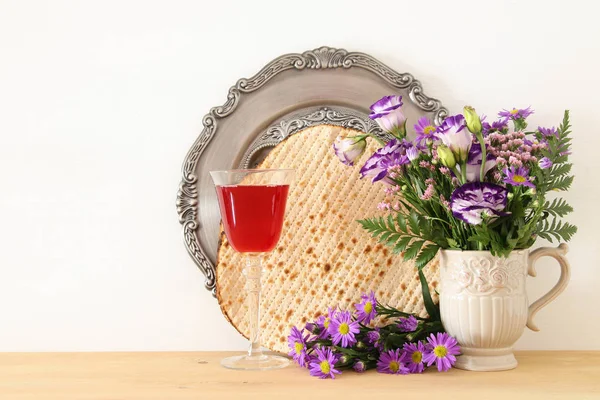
[439,246,570,371]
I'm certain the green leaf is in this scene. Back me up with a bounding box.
[419,269,440,322]
[384,233,401,247]
[544,197,574,218]
[408,210,421,235]
[537,218,578,242]
[393,236,412,253]
[404,239,424,260]
[379,231,393,243]
[468,229,491,247]
[547,175,574,192]
[446,238,460,249]
[387,214,395,231]
[549,163,572,177]
[396,214,408,233]
[415,244,440,270]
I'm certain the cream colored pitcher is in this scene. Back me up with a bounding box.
[439,244,570,371]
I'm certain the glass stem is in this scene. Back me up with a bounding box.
[244,253,263,358]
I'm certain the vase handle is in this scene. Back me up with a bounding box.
[526,243,571,331]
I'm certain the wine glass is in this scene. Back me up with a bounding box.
[210,169,295,370]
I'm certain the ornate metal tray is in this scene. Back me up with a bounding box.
[176,46,447,296]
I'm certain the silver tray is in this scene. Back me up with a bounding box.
[176,46,447,296]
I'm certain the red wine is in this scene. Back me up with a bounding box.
[216,184,290,253]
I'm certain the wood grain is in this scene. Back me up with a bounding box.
[0,352,598,400]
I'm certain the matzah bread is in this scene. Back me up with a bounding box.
[216,125,439,353]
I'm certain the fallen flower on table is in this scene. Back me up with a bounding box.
[287,292,460,379]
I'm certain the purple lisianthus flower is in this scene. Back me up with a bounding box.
[482,118,509,135]
[450,182,509,225]
[538,126,558,138]
[465,143,497,182]
[436,114,473,163]
[377,349,409,375]
[423,333,461,372]
[401,341,426,373]
[414,117,439,146]
[353,360,366,373]
[328,310,360,348]
[308,347,341,379]
[333,134,366,166]
[359,139,410,183]
[498,107,534,120]
[355,291,377,324]
[397,315,418,332]
[369,95,406,134]
[539,157,553,169]
[288,326,309,367]
[503,166,535,188]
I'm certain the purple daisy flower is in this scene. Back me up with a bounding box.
[288,326,309,367]
[423,333,461,372]
[366,327,381,349]
[539,157,553,169]
[304,322,317,333]
[414,117,439,146]
[450,182,509,225]
[355,291,377,324]
[369,95,406,133]
[359,139,410,183]
[328,310,360,348]
[401,341,426,373]
[498,106,534,120]
[465,143,497,182]
[503,166,535,188]
[308,347,341,379]
[538,126,558,138]
[311,316,329,340]
[436,114,472,163]
[406,145,419,161]
[353,360,366,373]
[310,307,336,340]
[397,315,418,332]
[482,118,509,135]
[377,349,409,375]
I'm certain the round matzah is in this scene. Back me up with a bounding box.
[216,125,439,353]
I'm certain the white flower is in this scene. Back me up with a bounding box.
[333,134,366,166]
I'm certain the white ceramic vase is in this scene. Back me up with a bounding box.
[439,244,570,372]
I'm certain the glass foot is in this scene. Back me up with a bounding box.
[221,354,290,370]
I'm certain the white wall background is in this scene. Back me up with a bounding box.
[1,0,599,351]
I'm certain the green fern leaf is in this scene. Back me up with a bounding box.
[404,239,425,260]
[415,244,440,269]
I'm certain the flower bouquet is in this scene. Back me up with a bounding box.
[300,95,576,373]
[335,96,576,263]
[288,291,460,378]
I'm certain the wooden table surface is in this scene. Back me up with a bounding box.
[0,351,598,400]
